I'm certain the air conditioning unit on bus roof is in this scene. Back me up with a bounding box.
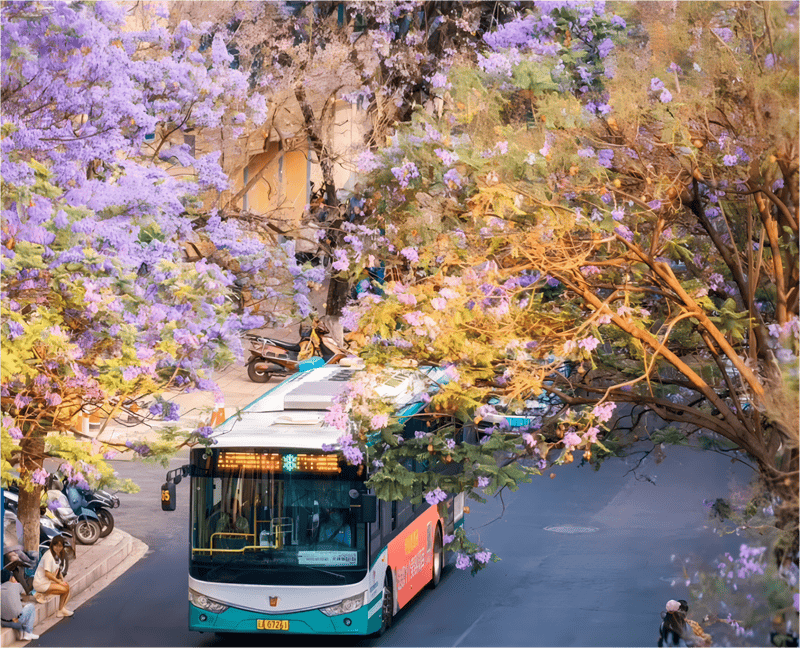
[281,367,430,411]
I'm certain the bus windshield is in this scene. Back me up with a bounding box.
[189,448,368,586]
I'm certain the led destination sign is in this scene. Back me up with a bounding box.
[217,451,341,473]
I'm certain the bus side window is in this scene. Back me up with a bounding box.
[397,498,412,527]
[369,500,383,562]
[381,500,393,543]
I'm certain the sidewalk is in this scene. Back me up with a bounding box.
[1,529,148,647]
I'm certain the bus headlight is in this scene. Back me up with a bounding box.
[320,593,364,617]
[189,589,229,614]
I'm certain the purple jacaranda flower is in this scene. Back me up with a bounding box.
[332,249,349,272]
[430,72,450,89]
[425,488,448,506]
[578,336,600,352]
[397,292,417,306]
[611,207,624,221]
[435,148,459,166]
[563,432,582,448]
[597,37,614,58]
[444,534,455,544]
[597,149,614,168]
[196,425,214,438]
[647,199,662,210]
[477,476,490,488]
[400,247,419,263]
[6,321,24,339]
[390,162,420,188]
[455,553,471,570]
[583,426,600,443]
[31,468,49,486]
[650,77,664,91]
[659,88,672,103]
[611,15,626,28]
[474,551,492,564]
[593,401,616,423]
[723,154,738,166]
[614,225,633,242]
[443,167,463,188]
[370,414,389,429]
[342,445,364,465]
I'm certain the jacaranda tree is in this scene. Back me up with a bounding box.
[327,0,798,599]
[172,0,519,316]
[0,1,314,550]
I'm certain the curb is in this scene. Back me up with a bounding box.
[1,529,148,646]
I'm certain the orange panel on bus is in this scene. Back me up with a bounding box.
[386,506,439,609]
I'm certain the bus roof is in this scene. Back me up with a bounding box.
[210,365,448,451]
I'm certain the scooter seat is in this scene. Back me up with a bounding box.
[262,338,302,353]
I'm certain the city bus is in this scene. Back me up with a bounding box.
[164,364,467,637]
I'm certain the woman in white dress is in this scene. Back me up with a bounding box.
[32,535,73,617]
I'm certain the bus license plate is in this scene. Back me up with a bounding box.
[257,619,289,631]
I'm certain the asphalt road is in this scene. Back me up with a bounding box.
[31,443,751,647]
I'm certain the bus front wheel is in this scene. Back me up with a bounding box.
[378,573,393,636]
[431,527,443,588]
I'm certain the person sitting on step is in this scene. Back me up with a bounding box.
[1,568,39,640]
[32,535,73,617]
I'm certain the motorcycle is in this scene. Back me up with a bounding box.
[3,489,75,553]
[50,481,102,545]
[60,476,119,538]
[244,321,350,383]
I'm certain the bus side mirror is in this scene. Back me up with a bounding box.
[359,494,377,523]
[161,465,189,511]
[161,482,176,511]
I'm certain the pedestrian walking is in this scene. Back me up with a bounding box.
[658,600,704,648]
[1,568,39,640]
[32,535,73,617]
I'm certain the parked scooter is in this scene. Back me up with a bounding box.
[3,489,75,553]
[244,321,350,383]
[59,476,119,538]
[50,480,102,545]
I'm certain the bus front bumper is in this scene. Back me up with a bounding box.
[189,595,383,635]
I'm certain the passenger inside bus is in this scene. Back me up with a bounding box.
[316,508,352,546]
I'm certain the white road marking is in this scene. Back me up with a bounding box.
[453,612,486,648]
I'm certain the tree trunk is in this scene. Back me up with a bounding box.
[293,85,351,316]
[18,435,45,553]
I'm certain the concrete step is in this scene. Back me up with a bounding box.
[2,529,141,646]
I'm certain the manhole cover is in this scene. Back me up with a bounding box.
[544,525,599,534]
